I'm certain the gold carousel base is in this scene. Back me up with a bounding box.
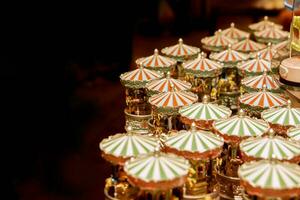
[124,109,151,132]
[183,190,219,200]
[216,172,241,200]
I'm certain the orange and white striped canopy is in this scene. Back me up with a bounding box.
[238,56,271,73]
[222,23,250,40]
[210,45,249,63]
[161,38,200,58]
[146,77,191,93]
[136,49,176,69]
[232,37,266,53]
[201,29,236,48]
[249,16,283,31]
[241,73,280,91]
[183,53,222,72]
[255,26,289,40]
[239,91,287,108]
[120,67,162,82]
[149,90,198,108]
[254,44,277,61]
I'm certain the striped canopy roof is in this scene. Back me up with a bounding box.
[248,16,283,31]
[222,23,250,40]
[255,26,289,40]
[240,135,300,161]
[100,133,159,160]
[241,73,280,91]
[182,52,223,72]
[238,56,272,73]
[254,44,277,61]
[239,90,287,108]
[232,37,266,53]
[179,102,232,121]
[124,152,190,182]
[209,45,249,63]
[149,90,198,108]
[161,38,200,58]
[288,127,300,141]
[261,101,300,126]
[273,39,290,50]
[213,114,269,138]
[120,67,163,88]
[238,160,300,190]
[136,49,176,69]
[164,127,224,154]
[146,76,192,93]
[201,29,237,48]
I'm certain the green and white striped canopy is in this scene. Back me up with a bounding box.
[262,103,300,127]
[165,128,224,153]
[179,102,232,121]
[100,133,159,158]
[238,160,300,190]
[240,135,300,161]
[213,115,269,138]
[124,152,190,182]
[288,127,300,141]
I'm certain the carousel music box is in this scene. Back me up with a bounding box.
[241,71,282,93]
[239,160,300,200]
[124,150,190,200]
[148,85,198,135]
[261,100,300,135]
[163,123,224,199]
[210,45,249,110]
[136,49,177,76]
[182,52,223,101]
[239,85,288,118]
[232,36,266,54]
[179,95,232,131]
[222,23,250,41]
[99,127,159,199]
[201,29,237,53]
[212,109,269,199]
[248,16,283,32]
[161,38,201,78]
[120,65,163,131]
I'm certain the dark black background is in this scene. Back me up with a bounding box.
[3,1,138,198]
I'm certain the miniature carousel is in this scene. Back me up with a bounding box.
[254,23,289,44]
[237,53,273,77]
[239,128,300,163]
[239,85,288,118]
[163,123,224,199]
[238,160,300,200]
[241,71,282,93]
[146,72,192,96]
[99,9,300,200]
[201,29,237,53]
[248,16,283,32]
[212,109,270,200]
[148,86,198,134]
[232,36,266,54]
[124,151,190,200]
[210,45,249,110]
[222,23,250,41]
[179,95,232,131]
[99,127,159,199]
[136,49,177,76]
[261,100,300,135]
[182,52,223,101]
[161,38,201,78]
[120,66,163,131]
